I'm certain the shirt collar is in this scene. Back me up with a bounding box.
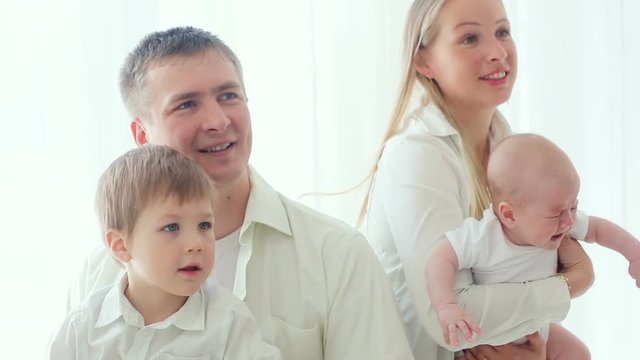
[411,103,458,137]
[95,273,206,331]
[242,166,292,239]
[411,103,512,145]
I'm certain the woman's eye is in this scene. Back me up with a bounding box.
[198,222,212,230]
[462,34,478,45]
[177,101,196,110]
[496,28,511,39]
[163,223,180,232]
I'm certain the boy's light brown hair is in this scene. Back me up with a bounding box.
[95,144,215,237]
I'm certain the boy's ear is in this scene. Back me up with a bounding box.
[497,201,517,229]
[413,49,435,79]
[106,229,132,263]
[131,118,150,147]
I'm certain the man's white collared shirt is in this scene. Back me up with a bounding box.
[67,168,414,360]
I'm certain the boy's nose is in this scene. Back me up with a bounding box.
[186,236,204,253]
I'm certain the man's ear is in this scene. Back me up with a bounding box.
[106,229,132,263]
[131,118,150,147]
[413,48,435,79]
[497,201,517,229]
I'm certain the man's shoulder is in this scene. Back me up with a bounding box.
[67,245,123,311]
[67,284,113,325]
[278,193,363,240]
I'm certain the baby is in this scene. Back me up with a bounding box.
[47,145,281,359]
[426,133,640,359]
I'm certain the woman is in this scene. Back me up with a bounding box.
[363,0,594,359]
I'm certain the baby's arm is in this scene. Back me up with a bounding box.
[427,239,482,346]
[585,216,640,287]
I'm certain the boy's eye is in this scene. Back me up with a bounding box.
[163,223,180,232]
[198,222,212,230]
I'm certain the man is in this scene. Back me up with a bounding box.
[69,27,413,360]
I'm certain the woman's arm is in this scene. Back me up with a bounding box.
[557,237,595,298]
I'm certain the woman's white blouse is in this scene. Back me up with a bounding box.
[366,104,571,359]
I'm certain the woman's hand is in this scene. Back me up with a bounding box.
[558,237,594,298]
[464,332,546,360]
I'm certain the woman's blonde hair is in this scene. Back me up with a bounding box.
[359,0,490,225]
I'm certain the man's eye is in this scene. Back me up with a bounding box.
[163,223,180,232]
[198,222,212,230]
[177,101,196,110]
[219,93,237,101]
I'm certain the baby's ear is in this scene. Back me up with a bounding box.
[106,229,132,263]
[497,201,517,229]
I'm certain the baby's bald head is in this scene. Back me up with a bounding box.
[487,134,579,207]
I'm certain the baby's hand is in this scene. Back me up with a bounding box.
[436,303,482,347]
[629,257,640,287]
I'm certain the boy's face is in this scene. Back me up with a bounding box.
[133,49,252,187]
[508,175,580,251]
[123,195,215,298]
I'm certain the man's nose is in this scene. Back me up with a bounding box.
[201,101,230,133]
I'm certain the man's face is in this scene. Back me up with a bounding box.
[133,50,252,186]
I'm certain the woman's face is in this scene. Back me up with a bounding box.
[418,0,517,111]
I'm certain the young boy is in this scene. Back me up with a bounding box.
[48,145,282,359]
[426,134,640,359]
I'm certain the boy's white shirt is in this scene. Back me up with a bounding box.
[51,273,282,359]
[67,167,414,360]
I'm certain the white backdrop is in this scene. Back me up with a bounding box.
[1,1,638,358]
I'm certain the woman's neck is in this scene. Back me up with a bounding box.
[448,103,496,169]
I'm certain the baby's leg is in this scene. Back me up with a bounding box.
[546,323,591,360]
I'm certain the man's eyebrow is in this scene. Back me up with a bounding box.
[168,91,204,105]
[166,81,243,105]
[215,81,242,92]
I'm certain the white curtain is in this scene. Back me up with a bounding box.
[1,1,637,358]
